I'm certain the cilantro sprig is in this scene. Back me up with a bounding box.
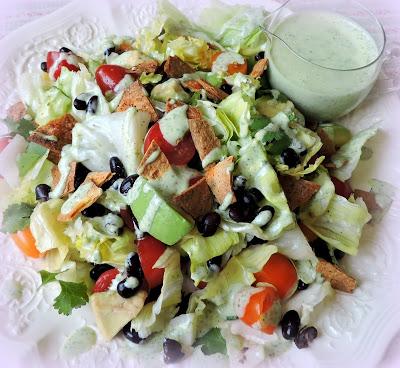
[262,130,291,155]
[39,270,89,316]
[4,117,36,139]
[194,328,227,356]
[1,203,34,234]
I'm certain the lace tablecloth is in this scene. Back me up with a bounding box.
[0,1,399,367]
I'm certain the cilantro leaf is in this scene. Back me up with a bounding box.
[53,281,89,316]
[249,115,271,132]
[5,118,36,139]
[189,92,201,105]
[1,203,34,234]
[39,270,59,285]
[194,328,227,356]
[17,142,48,178]
[262,130,291,156]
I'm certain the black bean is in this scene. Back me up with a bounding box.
[255,52,265,61]
[89,264,114,281]
[120,175,139,195]
[228,202,256,223]
[220,83,232,94]
[120,207,138,232]
[40,61,48,72]
[86,95,98,114]
[176,293,190,316]
[281,310,301,340]
[248,188,264,202]
[163,338,184,364]
[122,323,144,344]
[73,97,87,111]
[207,255,222,272]
[233,175,247,190]
[247,236,266,246]
[311,239,331,262]
[117,278,140,298]
[74,163,91,189]
[146,284,162,302]
[110,157,127,179]
[281,148,301,168]
[197,212,220,237]
[126,253,143,281]
[239,191,258,209]
[334,249,345,260]
[81,203,108,218]
[104,46,116,56]
[294,326,318,349]
[35,184,51,202]
[297,280,309,291]
[59,47,71,53]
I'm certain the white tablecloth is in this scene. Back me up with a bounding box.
[0,1,399,367]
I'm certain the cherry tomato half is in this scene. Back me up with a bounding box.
[239,286,281,334]
[93,268,119,293]
[137,235,167,289]
[95,64,128,95]
[11,228,42,258]
[211,51,248,75]
[143,122,196,166]
[254,253,298,299]
[47,51,79,80]
[331,176,353,199]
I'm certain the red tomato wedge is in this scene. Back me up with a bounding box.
[211,51,248,75]
[331,176,353,199]
[143,122,196,166]
[137,235,167,289]
[95,64,128,95]
[254,253,298,299]
[93,268,120,293]
[240,286,281,334]
[47,51,79,80]
[11,228,42,258]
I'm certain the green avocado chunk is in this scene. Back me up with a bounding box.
[130,177,193,245]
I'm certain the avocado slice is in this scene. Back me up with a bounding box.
[130,177,193,245]
[90,290,147,341]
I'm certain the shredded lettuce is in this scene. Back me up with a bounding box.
[331,126,378,181]
[131,248,183,338]
[35,87,71,126]
[150,79,190,103]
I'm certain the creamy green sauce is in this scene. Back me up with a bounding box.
[159,105,189,146]
[212,52,245,74]
[268,11,380,120]
[60,326,97,359]
[139,195,162,232]
[201,147,223,168]
[60,182,93,214]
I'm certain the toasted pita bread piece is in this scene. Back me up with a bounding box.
[205,156,236,205]
[250,58,269,79]
[317,128,336,157]
[51,161,79,197]
[116,42,134,53]
[58,180,103,222]
[137,141,171,180]
[172,177,213,219]
[188,118,220,164]
[7,101,27,122]
[165,99,185,113]
[183,79,228,102]
[279,175,320,210]
[84,171,114,187]
[131,59,159,76]
[165,100,202,120]
[316,259,357,293]
[164,56,195,78]
[116,81,158,121]
[28,114,77,164]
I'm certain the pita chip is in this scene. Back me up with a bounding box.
[317,259,357,293]
[279,175,320,210]
[250,58,269,79]
[164,56,195,78]
[137,141,171,180]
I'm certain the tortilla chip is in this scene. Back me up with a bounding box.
[131,59,159,76]
[138,141,171,180]
[172,177,213,219]
[164,56,195,78]
[250,58,269,79]
[188,118,220,162]
[28,114,77,164]
[279,175,320,210]
[196,79,228,102]
[317,128,336,157]
[84,172,114,187]
[116,81,158,121]
[205,156,236,205]
[316,259,357,293]
[7,101,27,122]
[57,180,103,222]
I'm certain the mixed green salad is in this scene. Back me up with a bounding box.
[0,0,392,364]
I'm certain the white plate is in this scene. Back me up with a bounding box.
[0,1,399,367]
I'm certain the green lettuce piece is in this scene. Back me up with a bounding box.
[331,126,378,181]
[319,123,351,147]
[139,72,163,85]
[237,140,294,239]
[108,50,151,69]
[224,73,260,99]
[65,214,134,266]
[150,79,190,103]
[302,194,371,255]
[35,87,71,126]
[179,229,240,285]
[299,168,335,221]
[131,248,183,338]
[17,142,48,178]
[181,71,224,88]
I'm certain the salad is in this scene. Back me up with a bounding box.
[0,0,392,365]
